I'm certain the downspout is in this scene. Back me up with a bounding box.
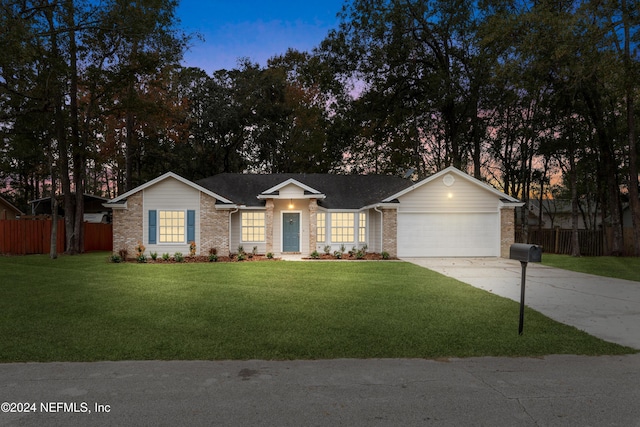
[374,205,383,253]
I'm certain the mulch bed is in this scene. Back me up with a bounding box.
[122,253,394,263]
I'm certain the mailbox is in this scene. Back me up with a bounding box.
[509,243,542,263]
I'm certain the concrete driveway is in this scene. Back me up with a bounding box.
[403,257,640,350]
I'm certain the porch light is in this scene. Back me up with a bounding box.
[447,192,453,199]
[288,199,294,209]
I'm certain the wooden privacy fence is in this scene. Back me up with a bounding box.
[516,227,639,256]
[0,220,112,255]
[516,228,604,256]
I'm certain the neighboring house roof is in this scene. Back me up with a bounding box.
[195,173,413,209]
[382,166,522,204]
[0,195,24,216]
[29,193,111,215]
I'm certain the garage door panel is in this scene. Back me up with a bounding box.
[398,212,499,257]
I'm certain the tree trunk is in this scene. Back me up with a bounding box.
[49,155,58,260]
[569,155,581,257]
[623,0,640,256]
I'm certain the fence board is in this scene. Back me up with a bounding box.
[516,228,603,256]
[84,223,113,252]
[0,220,110,254]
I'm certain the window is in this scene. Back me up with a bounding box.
[242,211,265,241]
[159,210,185,243]
[330,212,355,243]
[317,212,326,242]
[359,212,367,243]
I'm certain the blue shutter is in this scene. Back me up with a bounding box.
[148,210,157,244]
[187,210,196,242]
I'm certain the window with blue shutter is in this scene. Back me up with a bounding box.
[148,210,157,244]
[187,210,196,243]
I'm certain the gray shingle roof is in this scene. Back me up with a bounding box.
[196,173,413,209]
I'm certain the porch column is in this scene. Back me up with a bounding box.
[309,198,317,254]
[265,199,274,254]
[382,208,397,258]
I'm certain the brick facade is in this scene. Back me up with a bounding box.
[112,191,143,255]
[200,193,230,256]
[308,199,317,254]
[382,208,398,258]
[265,199,274,254]
[500,206,516,258]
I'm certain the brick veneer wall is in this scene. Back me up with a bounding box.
[200,193,230,256]
[382,208,397,258]
[308,199,317,254]
[265,199,274,254]
[500,206,516,258]
[112,191,143,255]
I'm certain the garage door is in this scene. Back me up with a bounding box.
[397,212,499,257]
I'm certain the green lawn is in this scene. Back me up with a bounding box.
[0,253,634,362]
[542,254,640,282]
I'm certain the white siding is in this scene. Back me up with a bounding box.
[398,174,499,213]
[142,177,200,256]
[230,212,240,254]
[278,184,306,199]
[368,208,382,253]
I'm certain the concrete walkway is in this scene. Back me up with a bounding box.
[403,257,640,349]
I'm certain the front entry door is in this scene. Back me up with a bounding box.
[282,213,300,252]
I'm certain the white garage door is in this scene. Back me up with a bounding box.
[397,212,499,257]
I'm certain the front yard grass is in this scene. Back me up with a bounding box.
[0,253,634,362]
[542,254,640,282]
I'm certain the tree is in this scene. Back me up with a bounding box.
[320,0,490,177]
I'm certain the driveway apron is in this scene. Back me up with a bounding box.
[403,257,640,350]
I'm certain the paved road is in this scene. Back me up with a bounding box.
[404,257,640,350]
[1,355,640,427]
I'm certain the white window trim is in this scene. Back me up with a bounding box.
[329,211,357,244]
[241,211,266,243]
[158,209,187,244]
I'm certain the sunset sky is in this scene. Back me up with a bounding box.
[177,0,345,74]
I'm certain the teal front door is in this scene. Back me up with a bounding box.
[282,213,300,252]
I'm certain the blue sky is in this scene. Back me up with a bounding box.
[177,1,346,74]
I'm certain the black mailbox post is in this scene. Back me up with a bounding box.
[509,243,542,335]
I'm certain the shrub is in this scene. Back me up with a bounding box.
[174,252,184,263]
[266,252,274,259]
[323,245,331,255]
[118,248,128,261]
[237,245,244,255]
[208,254,218,262]
[135,242,145,257]
[237,252,246,261]
[381,251,390,260]
[150,252,158,261]
[189,241,197,257]
[310,250,320,259]
[333,251,342,259]
[356,250,365,259]
[136,254,147,263]
[162,253,170,261]
[339,244,346,254]
[209,248,218,256]
[360,244,368,254]
[110,254,122,263]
